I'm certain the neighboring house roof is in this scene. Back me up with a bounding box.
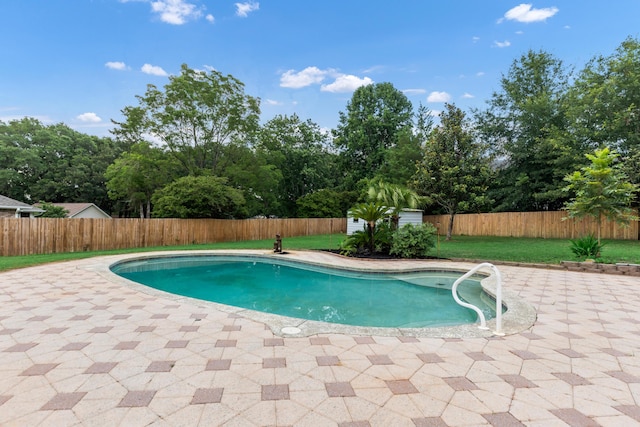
[50,203,112,219]
[0,194,45,213]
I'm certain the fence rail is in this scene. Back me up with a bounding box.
[423,211,638,240]
[0,217,346,257]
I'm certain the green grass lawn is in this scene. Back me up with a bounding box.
[1,234,639,272]
[436,236,640,264]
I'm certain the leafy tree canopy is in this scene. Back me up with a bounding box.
[0,118,124,212]
[152,175,247,219]
[296,189,358,218]
[474,50,575,211]
[113,64,260,176]
[565,37,640,155]
[105,142,180,218]
[257,114,337,217]
[333,82,413,189]
[413,104,492,239]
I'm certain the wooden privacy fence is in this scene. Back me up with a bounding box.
[0,217,346,257]
[423,211,639,240]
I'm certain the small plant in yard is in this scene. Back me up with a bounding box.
[339,222,393,256]
[570,234,605,259]
[390,223,437,259]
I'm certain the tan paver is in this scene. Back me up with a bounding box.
[1,250,640,426]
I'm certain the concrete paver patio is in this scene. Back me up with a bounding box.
[1,250,639,426]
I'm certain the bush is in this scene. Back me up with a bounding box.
[390,223,437,259]
[339,222,393,256]
[339,230,369,256]
[570,234,605,259]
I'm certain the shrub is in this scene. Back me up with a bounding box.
[390,223,437,259]
[570,234,605,259]
[339,230,369,256]
[339,222,393,256]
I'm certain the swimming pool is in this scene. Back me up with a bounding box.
[111,254,497,329]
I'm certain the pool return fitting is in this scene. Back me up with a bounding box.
[452,262,504,336]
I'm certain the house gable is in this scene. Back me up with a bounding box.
[51,203,112,219]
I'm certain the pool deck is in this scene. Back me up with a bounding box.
[1,250,639,426]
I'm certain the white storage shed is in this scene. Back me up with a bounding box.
[346,208,423,235]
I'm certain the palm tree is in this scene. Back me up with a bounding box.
[367,181,421,229]
[349,201,390,253]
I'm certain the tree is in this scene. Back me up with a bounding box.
[257,114,337,217]
[474,50,574,211]
[296,189,358,218]
[105,142,179,218]
[113,64,260,176]
[35,202,69,218]
[413,104,492,240]
[221,142,282,217]
[563,147,639,243]
[347,201,391,253]
[333,82,413,189]
[565,37,640,156]
[375,128,423,186]
[0,118,125,211]
[375,104,434,186]
[152,175,247,219]
[0,118,43,201]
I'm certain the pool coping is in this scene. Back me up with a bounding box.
[87,249,537,339]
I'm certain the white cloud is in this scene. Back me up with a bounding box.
[141,63,168,76]
[279,67,372,93]
[403,89,427,95]
[150,0,202,25]
[235,2,259,17]
[280,66,331,88]
[77,112,102,123]
[462,93,475,99]
[493,40,511,48]
[499,4,559,23]
[105,61,128,70]
[321,75,373,93]
[427,91,451,103]
[206,14,214,23]
[472,36,480,43]
[476,71,485,77]
[265,99,282,106]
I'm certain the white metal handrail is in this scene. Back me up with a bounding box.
[451,262,503,335]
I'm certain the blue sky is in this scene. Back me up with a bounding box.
[2,1,639,137]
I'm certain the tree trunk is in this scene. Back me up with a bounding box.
[368,222,375,253]
[391,215,399,230]
[447,212,455,241]
[139,202,144,219]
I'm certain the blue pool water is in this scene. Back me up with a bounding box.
[111,255,496,328]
